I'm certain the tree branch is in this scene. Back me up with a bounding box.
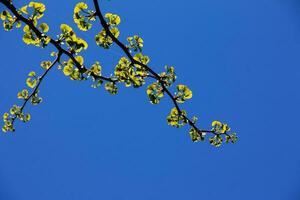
[92,0,216,135]
[10,51,62,125]
[0,0,235,142]
[0,0,115,83]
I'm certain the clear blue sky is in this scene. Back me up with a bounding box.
[0,0,300,199]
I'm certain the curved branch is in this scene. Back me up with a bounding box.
[0,0,234,141]
[92,0,215,135]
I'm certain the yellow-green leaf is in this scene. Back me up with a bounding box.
[26,78,37,88]
[63,65,74,76]
[39,23,49,32]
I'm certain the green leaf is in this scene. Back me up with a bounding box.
[127,35,144,52]
[39,23,49,32]
[73,2,94,31]
[28,2,46,19]
[147,82,164,104]
[24,113,31,122]
[40,61,52,69]
[17,89,29,99]
[166,107,187,128]
[105,13,121,25]
[90,62,102,76]
[175,84,192,103]
[209,135,223,147]
[19,5,28,14]
[63,65,74,76]
[211,120,230,134]
[105,82,118,95]
[95,29,113,49]
[26,77,37,88]
[28,71,36,77]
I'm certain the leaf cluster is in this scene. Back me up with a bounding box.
[0,0,237,147]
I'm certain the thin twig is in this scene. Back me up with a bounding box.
[11,51,62,125]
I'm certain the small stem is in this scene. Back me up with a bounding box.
[11,51,62,125]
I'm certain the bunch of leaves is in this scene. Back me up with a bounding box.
[95,12,121,48]
[0,0,237,147]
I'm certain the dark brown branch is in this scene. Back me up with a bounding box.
[92,0,216,136]
[0,0,115,83]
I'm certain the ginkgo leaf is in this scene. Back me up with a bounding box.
[105,13,121,25]
[19,6,28,14]
[39,23,49,32]
[63,65,74,76]
[26,78,37,88]
[175,84,192,103]
[17,89,29,99]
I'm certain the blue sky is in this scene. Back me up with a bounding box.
[0,0,300,199]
